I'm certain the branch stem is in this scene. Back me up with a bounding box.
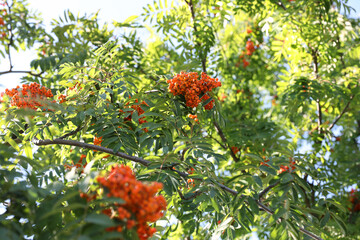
[327,95,354,131]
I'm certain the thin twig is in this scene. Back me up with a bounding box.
[5,1,14,71]
[33,138,151,166]
[185,0,207,73]
[0,70,44,77]
[276,0,287,11]
[213,121,239,162]
[209,135,227,149]
[59,125,83,139]
[311,49,322,135]
[327,95,354,131]
[177,190,202,200]
[259,181,280,199]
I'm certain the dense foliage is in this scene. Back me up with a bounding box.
[1,0,360,239]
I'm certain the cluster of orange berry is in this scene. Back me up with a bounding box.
[68,82,82,91]
[187,179,195,188]
[0,3,6,41]
[64,154,87,171]
[218,93,227,102]
[278,160,296,174]
[260,157,270,167]
[260,157,296,174]
[349,189,360,212]
[272,95,278,106]
[167,72,221,110]
[92,136,110,157]
[94,165,166,240]
[238,40,256,68]
[4,83,53,110]
[188,114,199,122]
[120,97,149,132]
[58,94,66,103]
[93,136,103,146]
[245,40,255,56]
[231,146,239,155]
[236,29,258,68]
[58,82,83,102]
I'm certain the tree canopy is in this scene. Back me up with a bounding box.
[0,0,360,239]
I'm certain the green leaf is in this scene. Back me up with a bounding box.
[280,173,294,183]
[259,165,277,175]
[273,208,287,221]
[4,136,20,152]
[85,213,115,226]
[330,212,347,235]
[247,197,259,214]
[252,175,263,188]
[24,142,33,159]
[123,15,138,24]
[320,211,330,227]
[211,197,220,212]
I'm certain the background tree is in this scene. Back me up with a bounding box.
[1,0,360,239]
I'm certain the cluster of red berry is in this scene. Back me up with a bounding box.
[245,40,255,56]
[187,178,195,188]
[167,72,221,110]
[235,28,258,68]
[0,2,7,40]
[231,146,240,155]
[260,157,296,174]
[64,154,87,171]
[349,189,360,212]
[218,93,227,102]
[120,97,149,132]
[238,39,256,68]
[58,94,66,103]
[93,165,166,240]
[260,157,270,167]
[92,136,110,157]
[93,136,103,146]
[4,83,53,110]
[188,114,199,122]
[278,160,296,174]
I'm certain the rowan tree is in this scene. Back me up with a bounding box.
[1,0,360,239]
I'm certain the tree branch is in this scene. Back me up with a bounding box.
[259,181,280,199]
[33,137,323,240]
[5,1,14,71]
[185,0,207,73]
[275,0,287,11]
[59,125,83,139]
[213,121,239,162]
[177,189,202,200]
[0,70,44,77]
[311,49,322,135]
[327,95,354,131]
[209,135,227,149]
[33,138,152,166]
